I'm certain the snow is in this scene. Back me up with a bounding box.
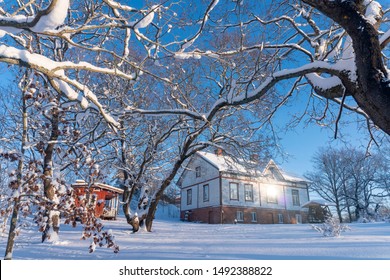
[363,0,382,26]
[174,52,202,60]
[197,151,251,174]
[31,0,70,33]
[0,0,69,36]
[134,7,156,29]
[1,209,389,260]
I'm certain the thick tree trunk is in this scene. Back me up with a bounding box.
[145,158,187,232]
[303,0,390,135]
[122,186,140,232]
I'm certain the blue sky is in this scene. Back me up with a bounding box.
[269,89,379,177]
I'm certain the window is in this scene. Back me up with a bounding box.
[267,186,278,204]
[186,189,192,205]
[236,211,244,222]
[292,189,300,206]
[295,214,302,224]
[278,213,284,224]
[203,184,209,202]
[245,184,254,201]
[195,166,201,177]
[251,212,257,222]
[229,182,239,200]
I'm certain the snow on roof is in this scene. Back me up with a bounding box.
[71,180,124,194]
[279,170,307,183]
[196,152,308,183]
[197,151,260,175]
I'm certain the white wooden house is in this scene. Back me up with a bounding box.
[177,150,310,224]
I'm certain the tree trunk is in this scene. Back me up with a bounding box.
[4,197,20,260]
[4,87,28,260]
[122,186,141,232]
[335,204,343,223]
[145,158,187,232]
[42,104,60,242]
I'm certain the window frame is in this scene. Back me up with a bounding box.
[203,184,209,202]
[251,212,257,222]
[195,166,201,178]
[278,213,284,224]
[267,188,278,204]
[229,182,239,200]
[244,184,254,202]
[236,211,244,222]
[186,189,192,205]
[292,189,300,206]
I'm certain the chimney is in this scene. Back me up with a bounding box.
[215,148,223,156]
[250,154,259,162]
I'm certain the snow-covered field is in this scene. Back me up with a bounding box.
[1,214,389,260]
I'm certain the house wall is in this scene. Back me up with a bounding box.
[220,173,261,207]
[220,177,309,211]
[180,154,221,212]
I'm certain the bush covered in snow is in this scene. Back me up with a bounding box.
[312,216,350,237]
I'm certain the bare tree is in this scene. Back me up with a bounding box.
[305,147,347,222]
[306,146,390,222]
[344,149,389,220]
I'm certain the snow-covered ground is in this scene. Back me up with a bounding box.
[1,210,389,260]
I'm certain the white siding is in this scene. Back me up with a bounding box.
[180,155,220,187]
[180,154,221,211]
[284,184,309,210]
[221,175,261,207]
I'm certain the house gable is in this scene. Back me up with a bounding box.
[177,152,220,188]
[263,159,285,181]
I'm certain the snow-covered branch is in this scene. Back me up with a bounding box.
[0,0,69,36]
[0,45,119,127]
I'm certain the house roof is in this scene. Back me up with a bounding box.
[198,152,307,182]
[177,151,308,187]
[196,151,260,175]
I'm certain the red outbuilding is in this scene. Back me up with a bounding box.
[71,180,124,220]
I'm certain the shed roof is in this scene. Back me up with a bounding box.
[71,180,124,194]
[301,200,335,208]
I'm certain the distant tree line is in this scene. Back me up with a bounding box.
[306,146,390,223]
